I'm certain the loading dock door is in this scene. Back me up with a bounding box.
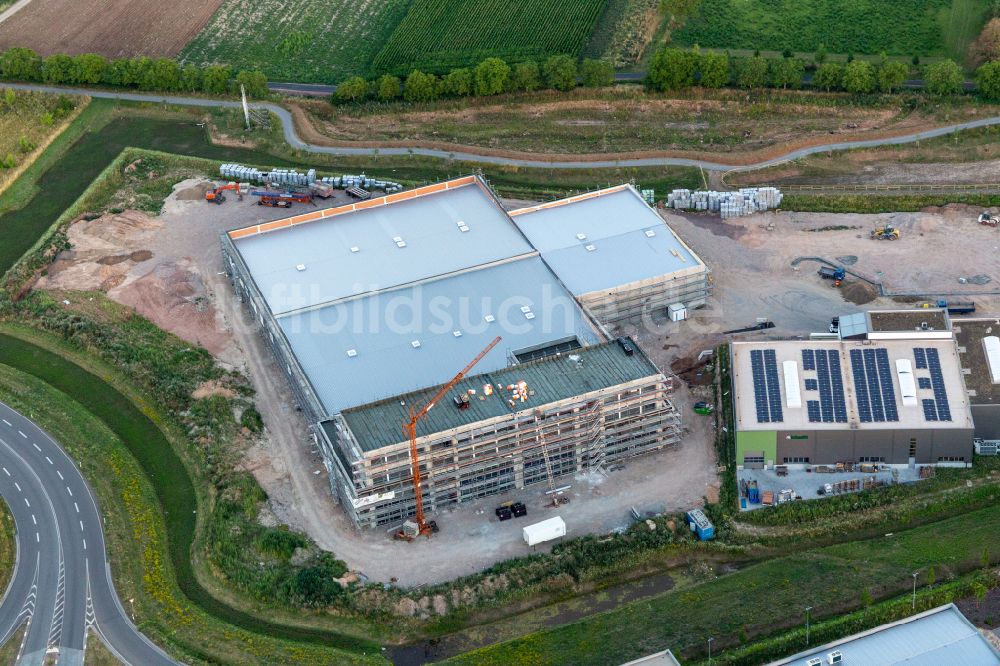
[743,451,765,469]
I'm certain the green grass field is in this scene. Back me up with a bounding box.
[673,0,991,62]
[370,0,608,74]
[179,0,411,84]
[445,503,1000,665]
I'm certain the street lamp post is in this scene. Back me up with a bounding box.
[708,637,715,665]
[805,606,813,646]
[912,572,919,609]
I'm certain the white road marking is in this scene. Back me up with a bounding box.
[79,521,84,531]
[82,539,86,550]
[35,533,39,543]
[45,457,52,465]
[24,498,29,507]
[31,515,36,525]
[74,503,79,513]
[32,443,40,452]
[1,467,8,476]
[2,419,10,426]
[56,470,63,480]
[66,487,72,497]
[13,482,20,492]
[18,431,26,438]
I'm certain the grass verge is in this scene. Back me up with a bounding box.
[84,633,123,665]
[783,192,1000,212]
[0,624,26,664]
[443,502,1000,665]
[0,326,385,664]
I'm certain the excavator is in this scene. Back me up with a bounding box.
[205,182,242,204]
[870,224,900,241]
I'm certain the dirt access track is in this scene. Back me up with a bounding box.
[0,0,223,57]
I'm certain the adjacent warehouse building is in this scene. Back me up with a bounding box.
[510,185,710,323]
[954,317,1000,442]
[222,176,688,529]
[731,318,976,468]
[768,604,1000,666]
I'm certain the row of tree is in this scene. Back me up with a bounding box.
[334,54,615,104]
[0,47,269,97]
[647,46,1000,99]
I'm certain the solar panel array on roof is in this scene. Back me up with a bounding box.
[915,347,952,422]
[750,349,783,422]
[914,347,927,369]
[806,349,848,423]
[918,377,932,389]
[850,348,899,423]
[802,349,815,371]
[804,378,818,391]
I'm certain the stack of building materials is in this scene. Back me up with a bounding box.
[666,187,783,219]
[218,163,402,192]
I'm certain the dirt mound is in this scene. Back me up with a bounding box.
[175,181,214,201]
[70,210,161,248]
[841,280,878,305]
[111,260,231,357]
[192,379,237,400]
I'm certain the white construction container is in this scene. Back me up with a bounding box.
[668,303,688,322]
[522,516,566,546]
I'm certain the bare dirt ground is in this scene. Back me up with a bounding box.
[644,204,1000,363]
[0,0,223,57]
[35,181,1000,587]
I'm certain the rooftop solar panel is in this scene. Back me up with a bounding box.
[750,349,783,423]
[850,347,899,423]
[804,378,818,391]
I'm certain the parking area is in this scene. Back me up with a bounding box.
[736,466,925,511]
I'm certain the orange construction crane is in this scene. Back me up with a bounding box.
[399,335,501,540]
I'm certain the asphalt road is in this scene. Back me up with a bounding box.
[0,402,176,665]
[5,81,998,173]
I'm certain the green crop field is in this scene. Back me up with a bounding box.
[673,0,991,61]
[370,0,609,75]
[179,0,411,84]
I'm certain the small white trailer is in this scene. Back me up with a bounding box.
[522,516,566,547]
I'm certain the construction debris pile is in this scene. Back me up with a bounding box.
[219,163,403,192]
[666,187,783,219]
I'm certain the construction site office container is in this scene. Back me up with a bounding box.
[523,516,566,546]
[686,509,714,540]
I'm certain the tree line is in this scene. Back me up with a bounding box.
[647,46,1000,100]
[333,54,615,104]
[0,47,269,98]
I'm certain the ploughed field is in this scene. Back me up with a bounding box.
[0,0,223,57]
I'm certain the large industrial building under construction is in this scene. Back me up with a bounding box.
[222,176,703,529]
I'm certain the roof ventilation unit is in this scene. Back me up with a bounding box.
[827,651,843,665]
[295,264,306,271]
[484,314,496,323]
[350,246,360,253]
[585,244,596,252]
[520,306,532,314]
[525,312,536,320]
[644,229,656,238]
[346,349,358,358]
[576,233,587,241]
[453,330,463,337]
[411,340,421,349]
[806,659,822,666]
[458,224,470,232]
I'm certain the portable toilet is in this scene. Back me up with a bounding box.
[685,508,715,540]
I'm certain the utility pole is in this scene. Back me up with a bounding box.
[805,606,813,646]
[707,637,714,665]
[912,572,919,609]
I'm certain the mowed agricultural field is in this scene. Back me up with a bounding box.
[370,0,609,74]
[673,0,991,62]
[0,0,223,57]
[180,0,411,84]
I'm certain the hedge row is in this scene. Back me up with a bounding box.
[0,47,269,98]
[333,54,614,104]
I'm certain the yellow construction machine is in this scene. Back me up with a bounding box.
[870,224,900,241]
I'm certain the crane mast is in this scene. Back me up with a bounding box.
[401,335,502,539]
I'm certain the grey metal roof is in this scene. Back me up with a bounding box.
[768,604,1000,666]
[342,337,660,452]
[277,256,602,415]
[838,312,868,339]
[510,186,705,295]
[233,182,533,315]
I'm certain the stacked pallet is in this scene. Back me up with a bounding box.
[666,187,783,219]
[218,163,403,192]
